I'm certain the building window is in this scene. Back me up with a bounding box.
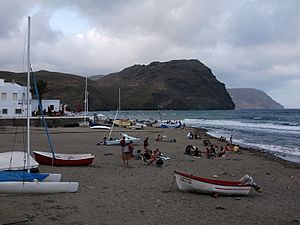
[13,93,18,101]
[2,109,8,114]
[15,109,22,114]
[1,93,7,100]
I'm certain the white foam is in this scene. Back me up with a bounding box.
[183,118,300,134]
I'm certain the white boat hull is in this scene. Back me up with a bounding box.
[43,173,62,182]
[90,125,111,130]
[103,133,141,146]
[0,181,79,194]
[174,171,252,196]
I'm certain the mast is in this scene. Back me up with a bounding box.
[118,87,121,111]
[84,77,88,122]
[26,16,31,172]
[108,88,120,139]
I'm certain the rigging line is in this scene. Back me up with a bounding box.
[31,68,55,161]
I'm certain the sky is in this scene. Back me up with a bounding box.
[0,0,299,108]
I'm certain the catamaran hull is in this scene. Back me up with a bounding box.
[33,151,94,166]
[0,181,79,194]
[174,171,252,196]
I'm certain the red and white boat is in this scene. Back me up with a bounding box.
[174,171,260,196]
[33,151,94,166]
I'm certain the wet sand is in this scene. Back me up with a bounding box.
[0,126,299,225]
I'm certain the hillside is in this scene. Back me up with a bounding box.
[95,59,235,110]
[227,88,284,109]
[0,59,235,110]
[0,70,113,111]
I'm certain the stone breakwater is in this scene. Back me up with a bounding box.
[0,116,85,127]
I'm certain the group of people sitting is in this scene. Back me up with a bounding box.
[126,137,163,167]
[219,136,227,142]
[187,132,201,140]
[184,143,227,158]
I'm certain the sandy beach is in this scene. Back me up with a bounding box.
[0,125,299,225]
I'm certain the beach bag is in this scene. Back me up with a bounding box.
[156,158,163,167]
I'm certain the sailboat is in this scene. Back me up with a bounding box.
[99,88,141,145]
[0,17,79,193]
[32,60,94,166]
[78,77,90,127]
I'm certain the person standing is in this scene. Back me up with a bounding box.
[128,140,134,157]
[143,137,149,151]
[120,136,130,167]
[230,135,233,144]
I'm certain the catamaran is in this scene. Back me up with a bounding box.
[0,17,79,194]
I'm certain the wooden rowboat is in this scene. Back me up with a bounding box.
[174,171,260,196]
[33,151,94,166]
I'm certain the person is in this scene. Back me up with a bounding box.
[187,132,193,139]
[120,136,126,152]
[233,145,240,153]
[230,134,233,144]
[128,140,134,157]
[218,146,226,157]
[210,144,217,156]
[193,147,201,157]
[120,136,130,167]
[149,149,158,165]
[155,134,162,142]
[143,137,149,151]
[184,145,193,155]
[225,143,232,151]
[103,137,107,145]
[205,147,215,158]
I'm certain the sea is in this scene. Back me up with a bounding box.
[94,109,300,164]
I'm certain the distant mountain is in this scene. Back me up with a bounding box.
[227,88,284,109]
[0,59,235,110]
[89,74,105,80]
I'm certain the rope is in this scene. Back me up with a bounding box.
[31,69,55,165]
[162,176,176,193]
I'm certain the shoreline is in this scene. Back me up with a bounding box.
[191,127,300,168]
[193,126,300,166]
[0,125,299,225]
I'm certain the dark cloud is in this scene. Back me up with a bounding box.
[0,0,299,107]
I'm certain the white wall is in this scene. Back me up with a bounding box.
[0,79,31,118]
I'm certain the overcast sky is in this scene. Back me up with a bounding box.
[0,0,299,108]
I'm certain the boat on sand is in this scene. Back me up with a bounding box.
[33,151,94,166]
[174,171,261,196]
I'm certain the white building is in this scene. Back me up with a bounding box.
[0,79,60,118]
[0,79,31,118]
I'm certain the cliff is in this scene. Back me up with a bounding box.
[95,59,235,110]
[227,88,284,109]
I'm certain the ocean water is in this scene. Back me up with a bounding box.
[94,109,300,163]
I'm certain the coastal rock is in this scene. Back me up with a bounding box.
[95,59,235,110]
[227,88,284,109]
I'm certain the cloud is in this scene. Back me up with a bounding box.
[0,0,299,107]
